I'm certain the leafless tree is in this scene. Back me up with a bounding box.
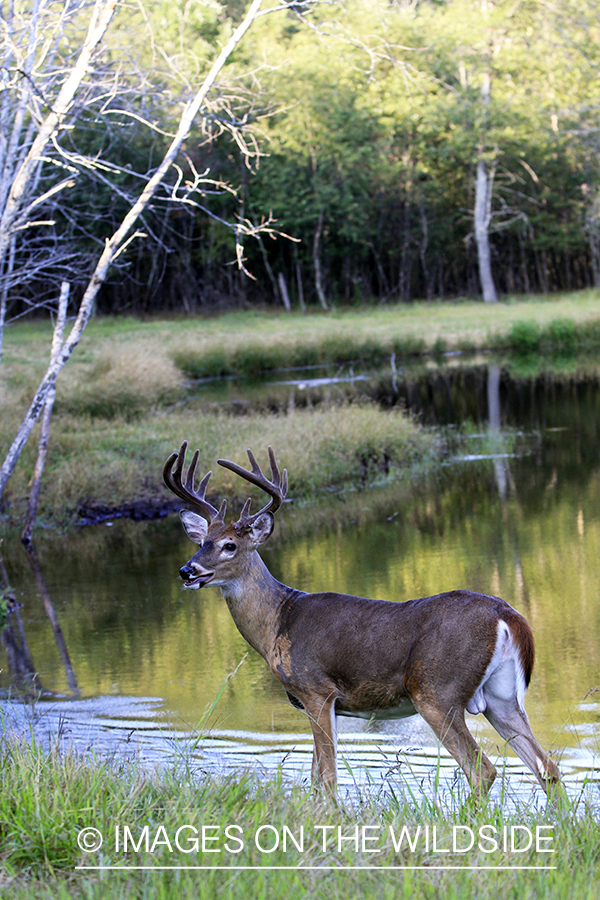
[0,0,315,510]
[473,68,498,304]
[0,0,119,356]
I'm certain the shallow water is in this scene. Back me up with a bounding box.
[2,357,600,803]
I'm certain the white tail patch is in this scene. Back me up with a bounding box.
[466,620,526,715]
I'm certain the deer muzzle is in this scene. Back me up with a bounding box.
[179,562,215,589]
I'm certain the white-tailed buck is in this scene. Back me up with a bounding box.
[164,443,561,798]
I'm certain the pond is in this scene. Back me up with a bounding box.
[1,354,600,804]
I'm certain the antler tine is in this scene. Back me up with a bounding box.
[217,446,288,527]
[163,441,220,521]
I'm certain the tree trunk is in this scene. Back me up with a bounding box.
[474,158,498,302]
[277,271,292,312]
[294,250,306,313]
[21,283,69,545]
[0,0,118,275]
[313,210,328,310]
[418,202,432,299]
[0,234,15,362]
[399,195,412,302]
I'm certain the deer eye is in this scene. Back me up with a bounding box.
[223,542,237,553]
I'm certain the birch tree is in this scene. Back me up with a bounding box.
[0,0,313,506]
[0,0,119,357]
[474,70,498,303]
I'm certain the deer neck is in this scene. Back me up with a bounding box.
[219,551,295,660]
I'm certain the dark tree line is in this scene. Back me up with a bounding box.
[3,0,600,320]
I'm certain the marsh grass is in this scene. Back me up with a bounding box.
[0,404,436,523]
[172,333,426,379]
[505,318,600,354]
[3,291,600,523]
[56,345,183,420]
[6,290,600,385]
[0,737,598,899]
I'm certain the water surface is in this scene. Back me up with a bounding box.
[2,357,600,802]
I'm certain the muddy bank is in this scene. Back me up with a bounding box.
[74,498,181,526]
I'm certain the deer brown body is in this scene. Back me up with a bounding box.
[164,444,561,798]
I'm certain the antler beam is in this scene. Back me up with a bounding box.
[163,441,225,522]
[218,446,288,529]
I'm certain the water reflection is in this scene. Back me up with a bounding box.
[2,693,590,808]
[0,547,38,696]
[1,360,600,800]
[23,542,79,696]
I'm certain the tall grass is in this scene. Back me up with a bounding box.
[0,404,436,523]
[0,737,597,899]
[56,344,183,419]
[505,318,600,354]
[6,291,600,386]
[3,290,600,522]
[172,333,426,379]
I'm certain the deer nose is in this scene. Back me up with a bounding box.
[179,563,194,581]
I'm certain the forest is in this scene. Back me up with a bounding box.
[2,0,600,320]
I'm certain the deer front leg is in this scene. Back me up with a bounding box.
[303,693,338,793]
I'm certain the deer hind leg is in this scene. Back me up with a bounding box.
[303,693,338,792]
[479,648,562,798]
[483,699,562,798]
[414,698,497,795]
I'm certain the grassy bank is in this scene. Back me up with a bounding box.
[0,403,437,525]
[3,290,600,385]
[2,290,600,523]
[0,739,597,899]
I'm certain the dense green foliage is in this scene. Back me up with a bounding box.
[106,0,600,309]
[3,0,600,316]
[242,0,600,307]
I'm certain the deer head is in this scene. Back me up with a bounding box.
[163,443,288,589]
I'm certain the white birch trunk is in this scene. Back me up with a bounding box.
[0,0,119,270]
[277,272,292,312]
[21,282,70,544]
[313,210,328,309]
[474,66,497,303]
[0,0,267,500]
[474,157,498,303]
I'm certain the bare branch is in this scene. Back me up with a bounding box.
[0,0,299,500]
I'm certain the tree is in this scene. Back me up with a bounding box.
[0,0,314,514]
[244,0,600,304]
[0,0,119,357]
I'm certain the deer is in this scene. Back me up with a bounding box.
[163,442,562,800]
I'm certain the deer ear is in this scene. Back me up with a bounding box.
[248,512,274,546]
[180,510,209,545]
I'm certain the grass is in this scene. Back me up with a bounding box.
[4,289,600,383]
[0,403,437,524]
[0,737,597,899]
[2,289,600,523]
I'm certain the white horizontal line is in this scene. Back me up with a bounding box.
[76,865,556,871]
